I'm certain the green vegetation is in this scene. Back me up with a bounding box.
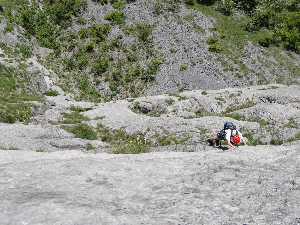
[165,99,175,105]
[60,112,91,124]
[180,65,188,71]
[113,140,149,154]
[86,143,96,150]
[45,89,59,96]
[0,0,160,104]
[243,132,266,146]
[70,105,93,112]
[36,147,47,152]
[61,123,98,140]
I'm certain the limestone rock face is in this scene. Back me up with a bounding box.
[1,145,300,224]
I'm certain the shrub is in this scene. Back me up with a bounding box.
[113,1,126,10]
[78,28,89,39]
[92,0,108,4]
[143,59,160,79]
[201,90,208,95]
[90,23,110,42]
[104,11,125,25]
[183,0,196,6]
[112,69,122,82]
[208,43,222,52]
[258,35,273,47]
[92,54,109,75]
[3,24,14,34]
[64,57,76,71]
[206,36,218,45]
[180,65,188,71]
[136,23,153,42]
[215,0,235,15]
[86,42,95,52]
[78,74,89,91]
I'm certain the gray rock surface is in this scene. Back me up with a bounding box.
[0,123,108,152]
[1,145,300,224]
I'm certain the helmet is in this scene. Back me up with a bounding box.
[233,135,240,143]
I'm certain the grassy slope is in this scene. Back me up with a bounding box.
[0,0,299,125]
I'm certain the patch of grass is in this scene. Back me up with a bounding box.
[61,112,91,124]
[270,139,283,145]
[215,97,224,101]
[169,49,178,53]
[112,140,149,154]
[201,90,208,95]
[224,101,256,114]
[61,124,97,140]
[165,99,175,105]
[157,136,178,146]
[184,13,196,22]
[70,104,93,112]
[45,89,59,96]
[0,146,20,150]
[86,143,96,150]
[36,147,46,152]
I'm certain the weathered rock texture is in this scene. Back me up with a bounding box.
[1,145,300,224]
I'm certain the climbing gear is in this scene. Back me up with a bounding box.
[224,122,236,130]
[233,135,240,143]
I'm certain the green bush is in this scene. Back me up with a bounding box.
[92,54,109,75]
[78,28,89,39]
[86,42,95,52]
[113,1,126,10]
[90,23,110,42]
[112,69,122,82]
[3,23,14,34]
[92,0,108,4]
[104,11,125,25]
[206,36,218,44]
[208,43,222,52]
[44,0,87,28]
[180,65,188,71]
[215,0,235,15]
[64,57,76,71]
[183,0,196,6]
[258,35,273,47]
[136,23,153,42]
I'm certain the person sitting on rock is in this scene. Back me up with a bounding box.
[207,124,247,148]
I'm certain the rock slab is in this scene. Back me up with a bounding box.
[1,145,300,224]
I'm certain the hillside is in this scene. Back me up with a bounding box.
[1,1,300,223]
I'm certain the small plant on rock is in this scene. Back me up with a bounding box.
[180,65,188,71]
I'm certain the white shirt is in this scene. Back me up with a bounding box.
[225,129,243,141]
